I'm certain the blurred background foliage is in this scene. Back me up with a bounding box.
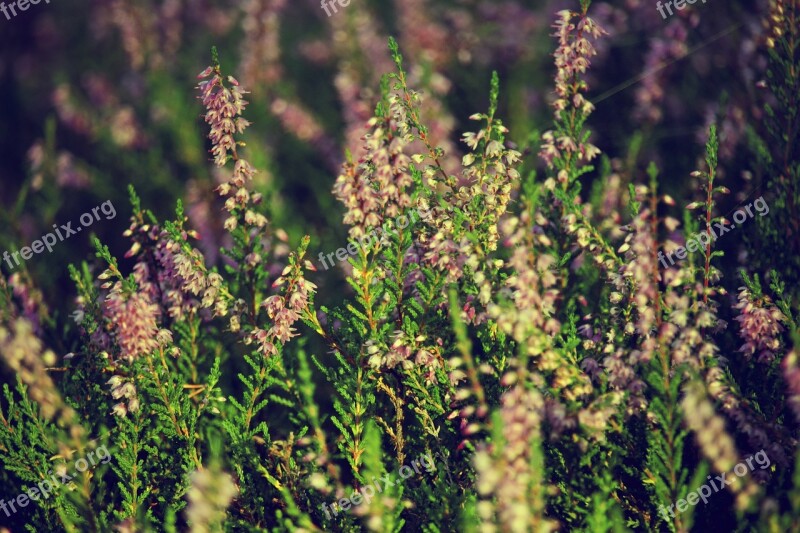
[0,0,778,317]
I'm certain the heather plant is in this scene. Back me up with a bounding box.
[0,0,799,532]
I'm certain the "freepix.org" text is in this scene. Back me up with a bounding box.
[2,200,116,272]
[1,0,51,22]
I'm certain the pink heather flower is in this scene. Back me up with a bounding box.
[250,255,317,358]
[705,366,788,467]
[197,69,250,168]
[123,199,233,321]
[333,98,415,240]
[733,286,786,363]
[168,242,230,318]
[682,380,763,509]
[539,9,605,169]
[262,295,284,318]
[415,347,441,384]
[395,0,449,68]
[52,84,94,137]
[459,116,520,255]
[326,0,395,163]
[368,330,443,385]
[103,283,161,362]
[473,385,554,530]
[421,228,469,284]
[185,465,238,532]
[198,59,279,273]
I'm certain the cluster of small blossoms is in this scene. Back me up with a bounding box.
[733,285,786,363]
[197,64,268,234]
[326,5,394,163]
[101,282,161,362]
[410,133,476,285]
[602,267,705,415]
[333,97,415,241]
[50,81,147,151]
[575,392,626,440]
[121,218,204,321]
[705,364,789,468]
[561,202,621,276]
[218,160,267,233]
[492,213,561,361]
[118,210,231,322]
[460,113,520,254]
[106,0,162,71]
[247,247,317,357]
[419,220,471,284]
[682,381,760,510]
[104,328,173,418]
[367,332,442,385]
[595,168,626,234]
[493,228,559,341]
[396,0,459,173]
[661,275,719,369]
[0,318,71,424]
[376,44,483,287]
[491,212,594,415]
[413,168,475,285]
[409,71,461,177]
[658,268,782,459]
[539,9,604,169]
[333,160,383,239]
[581,272,634,403]
[171,246,229,318]
[368,332,413,372]
[764,0,790,50]
[394,0,449,69]
[474,385,555,532]
[197,65,250,167]
[198,60,283,340]
[381,96,417,217]
[598,342,644,410]
[699,279,790,465]
[239,0,286,92]
[107,374,140,418]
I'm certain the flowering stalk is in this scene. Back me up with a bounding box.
[539,3,604,188]
[198,48,318,357]
[388,37,453,190]
[687,125,726,304]
[248,237,318,358]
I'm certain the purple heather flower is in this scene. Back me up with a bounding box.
[733,286,786,363]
